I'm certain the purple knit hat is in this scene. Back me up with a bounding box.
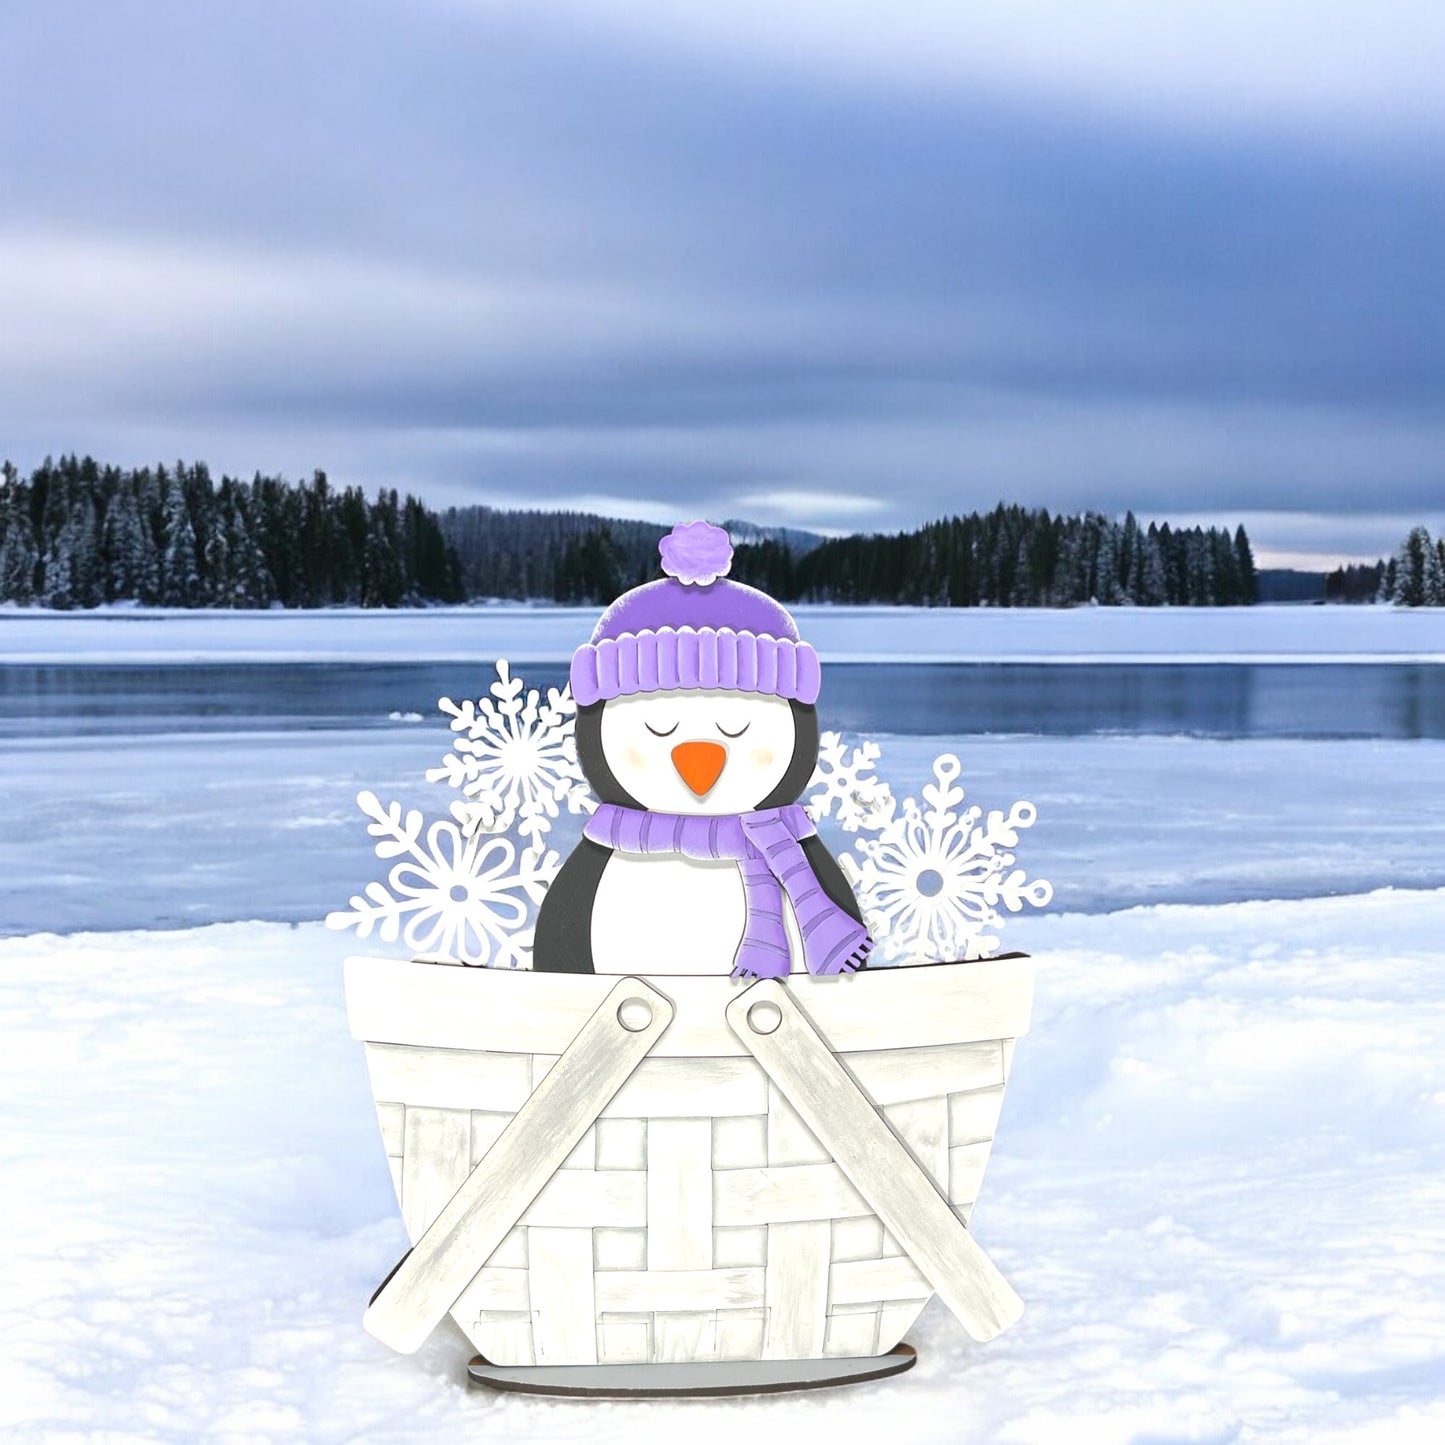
[569,521,821,707]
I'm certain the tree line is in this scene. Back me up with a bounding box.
[744,507,1258,607]
[1,457,1269,609]
[0,455,463,608]
[437,504,668,602]
[479,505,1259,607]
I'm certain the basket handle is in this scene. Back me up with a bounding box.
[726,979,1023,1343]
[364,975,675,1354]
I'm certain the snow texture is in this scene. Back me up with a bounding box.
[3,892,1443,1442]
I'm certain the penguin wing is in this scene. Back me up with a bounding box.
[801,833,865,925]
[531,837,612,973]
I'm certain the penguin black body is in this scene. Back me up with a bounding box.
[532,699,863,974]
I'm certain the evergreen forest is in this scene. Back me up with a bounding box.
[0,456,463,608]
[0,454,1272,609]
[1378,526,1445,606]
[438,503,1260,607]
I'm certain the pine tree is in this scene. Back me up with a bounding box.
[1117,512,1139,605]
[362,489,406,607]
[1092,519,1121,605]
[0,465,39,602]
[223,487,275,606]
[1379,556,1398,603]
[100,474,148,601]
[1424,533,1445,607]
[160,470,202,606]
[69,491,103,607]
[1233,525,1258,604]
[1184,530,1216,606]
[182,462,221,602]
[1391,527,1435,606]
[1137,525,1167,605]
[38,464,83,608]
[203,507,231,602]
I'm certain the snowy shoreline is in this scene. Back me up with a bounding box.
[4,891,1442,1442]
[3,602,1444,665]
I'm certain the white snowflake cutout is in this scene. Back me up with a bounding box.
[325,790,558,968]
[841,753,1052,963]
[806,730,896,832]
[426,659,595,848]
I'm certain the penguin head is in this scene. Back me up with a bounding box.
[576,689,820,814]
[567,523,825,813]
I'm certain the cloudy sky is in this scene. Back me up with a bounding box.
[2,1,1442,565]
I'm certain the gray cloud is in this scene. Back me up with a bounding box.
[1,0,1441,562]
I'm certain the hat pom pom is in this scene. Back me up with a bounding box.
[659,520,733,587]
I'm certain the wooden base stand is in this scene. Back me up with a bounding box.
[466,1342,918,1398]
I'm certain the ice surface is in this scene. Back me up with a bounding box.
[2,893,1442,1442]
[2,724,1436,937]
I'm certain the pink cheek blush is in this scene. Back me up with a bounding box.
[624,744,648,770]
[749,747,776,770]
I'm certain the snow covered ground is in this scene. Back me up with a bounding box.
[3,893,1442,1444]
[3,602,1444,665]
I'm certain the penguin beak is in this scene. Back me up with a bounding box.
[671,739,728,797]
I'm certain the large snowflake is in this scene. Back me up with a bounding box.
[806,730,895,831]
[840,752,1052,963]
[325,790,558,968]
[426,660,594,848]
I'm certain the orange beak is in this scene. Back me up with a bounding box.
[671,739,728,797]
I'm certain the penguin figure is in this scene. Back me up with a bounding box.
[532,522,868,977]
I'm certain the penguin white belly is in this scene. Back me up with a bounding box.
[590,853,804,975]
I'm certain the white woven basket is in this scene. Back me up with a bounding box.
[345,957,1033,1366]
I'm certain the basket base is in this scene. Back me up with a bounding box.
[466,1343,917,1399]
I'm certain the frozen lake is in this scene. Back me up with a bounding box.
[6,658,1445,739]
[1,657,1438,937]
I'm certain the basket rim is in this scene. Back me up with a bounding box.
[344,953,1034,1058]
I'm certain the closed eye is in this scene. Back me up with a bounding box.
[716,721,750,738]
[644,720,679,737]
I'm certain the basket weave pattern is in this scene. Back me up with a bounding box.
[369,1038,1012,1366]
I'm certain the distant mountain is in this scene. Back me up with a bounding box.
[718,519,825,555]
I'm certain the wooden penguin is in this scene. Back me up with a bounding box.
[533,520,869,977]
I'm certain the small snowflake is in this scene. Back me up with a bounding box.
[426,660,595,848]
[806,730,896,832]
[840,753,1051,963]
[325,790,558,968]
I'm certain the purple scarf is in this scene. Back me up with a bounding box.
[584,803,872,979]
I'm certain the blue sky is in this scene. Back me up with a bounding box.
[1,0,1441,565]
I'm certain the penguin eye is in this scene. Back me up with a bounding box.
[716,721,750,738]
[644,720,679,737]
